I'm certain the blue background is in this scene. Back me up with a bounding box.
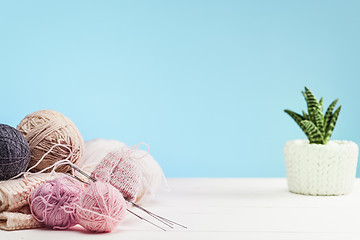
[1,1,359,177]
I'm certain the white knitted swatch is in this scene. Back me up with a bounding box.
[284,140,359,195]
[0,173,58,231]
[0,173,57,212]
[0,211,44,231]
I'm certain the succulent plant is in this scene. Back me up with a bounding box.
[284,87,341,145]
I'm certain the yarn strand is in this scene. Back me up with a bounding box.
[68,164,187,231]
[17,110,84,173]
[10,143,73,180]
[29,176,82,230]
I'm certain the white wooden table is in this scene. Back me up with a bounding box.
[2,178,360,240]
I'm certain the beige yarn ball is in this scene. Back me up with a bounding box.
[16,110,84,173]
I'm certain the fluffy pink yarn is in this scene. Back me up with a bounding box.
[29,176,83,230]
[76,181,127,232]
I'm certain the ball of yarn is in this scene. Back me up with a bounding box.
[29,176,83,230]
[76,181,127,232]
[17,110,84,173]
[91,152,142,201]
[76,139,126,175]
[130,149,165,203]
[0,124,31,180]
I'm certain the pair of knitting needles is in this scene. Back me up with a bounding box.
[68,164,187,231]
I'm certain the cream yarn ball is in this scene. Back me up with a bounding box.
[78,139,166,204]
[17,110,84,173]
[76,139,127,175]
[130,148,165,203]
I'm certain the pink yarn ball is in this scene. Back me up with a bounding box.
[76,181,127,232]
[30,176,83,230]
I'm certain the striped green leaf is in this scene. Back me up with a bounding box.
[324,98,339,130]
[300,120,324,144]
[324,106,341,143]
[304,87,324,135]
[285,87,341,145]
[319,97,323,113]
[284,109,310,139]
[302,110,309,120]
[302,91,307,102]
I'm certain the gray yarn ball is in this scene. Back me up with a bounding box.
[0,124,31,180]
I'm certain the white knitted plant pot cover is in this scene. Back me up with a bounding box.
[284,139,359,196]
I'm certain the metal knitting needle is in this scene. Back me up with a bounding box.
[130,204,174,229]
[66,173,90,185]
[66,172,167,231]
[126,209,166,231]
[68,165,187,230]
[131,202,187,229]
[70,164,97,182]
[127,201,184,230]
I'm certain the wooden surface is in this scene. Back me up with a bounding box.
[2,178,360,240]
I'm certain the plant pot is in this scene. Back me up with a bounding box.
[284,139,359,196]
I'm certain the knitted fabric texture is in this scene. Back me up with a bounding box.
[0,173,58,212]
[0,124,31,180]
[284,139,359,195]
[17,110,84,173]
[91,152,142,201]
[0,211,44,231]
[78,139,167,204]
[76,139,126,177]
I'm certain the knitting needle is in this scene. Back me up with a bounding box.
[66,173,90,185]
[130,204,174,229]
[126,209,166,231]
[131,202,187,229]
[68,166,187,230]
[70,164,97,182]
[65,172,167,231]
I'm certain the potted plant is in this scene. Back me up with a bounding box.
[284,87,358,195]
